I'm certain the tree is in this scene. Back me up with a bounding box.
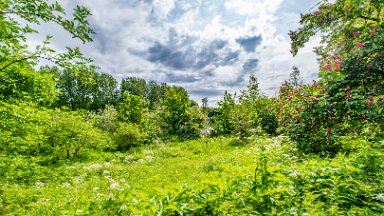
[281,0,384,154]
[202,97,208,111]
[54,66,98,110]
[240,74,260,103]
[0,0,95,72]
[162,86,190,135]
[147,80,161,109]
[117,92,148,125]
[120,77,147,99]
[289,66,302,89]
[289,0,384,95]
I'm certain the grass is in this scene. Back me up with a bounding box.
[1,136,384,215]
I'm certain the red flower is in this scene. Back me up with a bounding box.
[368,95,374,101]
[368,101,373,107]
[327,127,332,135]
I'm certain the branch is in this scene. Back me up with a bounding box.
[0,54,59,72]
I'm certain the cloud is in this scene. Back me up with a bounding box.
[27,0,321,106]
[236,35,262,52]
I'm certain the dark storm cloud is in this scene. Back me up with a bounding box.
[242,59,259,72]
[166,73,201,83]
[146,36,236,73]
[189,89,225,98]
[235,35,262,52]
[147,42,190,70]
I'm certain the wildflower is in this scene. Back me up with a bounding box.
[110,182,122,191]
[326,127,332,135]
[334,61,341,72]
[352,31,360,38]
[370,27,376,37]
[346,91,351,101]
[368,101,373,107]
[356,42,364,48]
[368,96,374,101]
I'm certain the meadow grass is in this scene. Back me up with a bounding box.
[1,136,383,215]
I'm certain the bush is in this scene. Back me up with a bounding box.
[113,123,149,151]
[42,111,111,161]
[276,80,384,155]
[91,105,119,134]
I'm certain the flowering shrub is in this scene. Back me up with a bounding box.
[277,78,384,155]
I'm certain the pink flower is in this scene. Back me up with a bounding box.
[368,101,373,107]
[313,11,320,15]
[381,95,384,102]
[346,91,351,101]
[352,31,360,38]
[356,42,364,48]
[334,61,341,72]
[368,95,374,101]
[325,63,332,71]
[370,28,376,37]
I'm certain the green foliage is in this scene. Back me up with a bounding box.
[211,91,236,135]
[53,66,117,110]
[1,133,384,215]
[117,92,148,124]
[0,102,110,160]
[113,123,149,151]
[120,77,147,98]
[0,0,94,72]
[91,105,119,135]
[0,66,56,105]
[42,111,110,161]
[161,86,204,138]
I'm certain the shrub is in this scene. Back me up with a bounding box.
[91,105,119,134]
[42,111,111,161]
[113,123,149,151]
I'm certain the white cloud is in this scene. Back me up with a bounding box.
[24,0,321,105]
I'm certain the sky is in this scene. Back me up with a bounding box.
[32,0,322,105]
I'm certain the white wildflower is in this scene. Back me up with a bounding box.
[93,187,100,192]
[61,182,71,188]
[35,181,45,188]
[103,170,111,175]
[110,182,122,191]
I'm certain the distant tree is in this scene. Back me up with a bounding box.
[147,81,161,109]
[120,77,147,98]
[92,73,118,109]
[212,91,236,135]
[162,86,189,135]
[117,92,148,125]
[240,74,261,103]
[202,97,208,111]
[54,66,98,110]
[289,66,302,89]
